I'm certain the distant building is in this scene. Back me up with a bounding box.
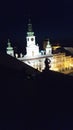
[6,20,73,74]
[17,20,53,72]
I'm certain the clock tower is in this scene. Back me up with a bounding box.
[26,19,36,47]
[26,19,39,57]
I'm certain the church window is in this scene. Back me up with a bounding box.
[31,38,34,41]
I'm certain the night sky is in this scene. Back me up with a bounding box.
[0,0,73,52]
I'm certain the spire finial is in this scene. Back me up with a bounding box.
[8,38,10,43]
[7,38,11,47]
[28,18,31,24]
[28,19,32,32]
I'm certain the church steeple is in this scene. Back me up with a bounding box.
[27,19,34,36]
[26,19,39,57]
[46,39,52,55]
[6,39,14,56]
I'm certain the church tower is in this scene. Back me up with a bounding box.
[46,39,52,55]
[26,19,39,57]
[6,39,14,56]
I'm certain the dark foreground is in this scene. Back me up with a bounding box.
[0,54,73,130]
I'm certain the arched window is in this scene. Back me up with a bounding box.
[31,38,34,41]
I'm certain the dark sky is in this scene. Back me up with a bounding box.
[0,0,73,52]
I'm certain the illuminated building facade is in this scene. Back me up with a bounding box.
[50,52,73,74]
[6,20,73,74]
[17,20,53,72]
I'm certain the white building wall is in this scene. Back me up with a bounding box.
[7,50,14,56]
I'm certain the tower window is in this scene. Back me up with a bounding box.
[31,38,34,41]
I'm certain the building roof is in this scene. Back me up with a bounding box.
[53,46,73,56]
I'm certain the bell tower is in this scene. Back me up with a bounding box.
[26,19,36,47]
[26,19,39,57]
